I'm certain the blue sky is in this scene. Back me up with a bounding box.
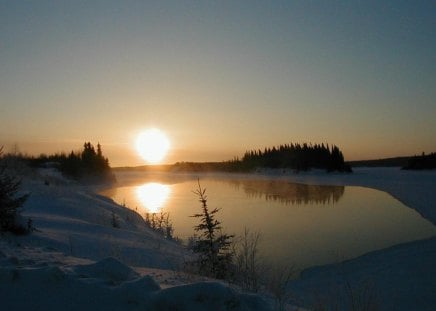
[1,1,435,166]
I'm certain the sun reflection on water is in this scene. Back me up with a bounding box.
[136,183,171,213]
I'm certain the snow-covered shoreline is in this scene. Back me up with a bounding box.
[1,167,435,310]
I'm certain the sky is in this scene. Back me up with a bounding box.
[1,1,435,166]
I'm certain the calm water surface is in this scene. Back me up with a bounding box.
[101,171,436,269]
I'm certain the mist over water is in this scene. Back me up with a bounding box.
[101,171,436,270]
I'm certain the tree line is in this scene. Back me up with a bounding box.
[227,142,351,172]
[28,142,115,182]
[402,152,436,170]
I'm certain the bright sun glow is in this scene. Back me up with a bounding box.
[136,128,170,164]
[136,183,171,213]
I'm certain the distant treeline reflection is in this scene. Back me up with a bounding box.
[228,179,345,205]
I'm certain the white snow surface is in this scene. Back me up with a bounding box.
[1,167,435,310]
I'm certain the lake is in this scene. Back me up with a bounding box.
[100,171,436,270]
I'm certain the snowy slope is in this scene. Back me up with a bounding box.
[0,247,271,311]
[19,173,191,270]
[288,236,436,310]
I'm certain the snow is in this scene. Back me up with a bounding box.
[1,166,435,310]
[0,245,272,310]
[1,250,264,310]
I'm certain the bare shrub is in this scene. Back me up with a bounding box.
[144,211,175,240]
[267,264,295,311]
[233,227,264,292]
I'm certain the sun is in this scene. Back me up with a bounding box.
[136,129,170,164]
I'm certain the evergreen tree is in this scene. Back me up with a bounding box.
[190,180,234,279]
[59,142,113,181]
[0,148,29,234]
[25,142,115,182]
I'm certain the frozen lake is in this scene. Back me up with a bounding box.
[101,171,436,270]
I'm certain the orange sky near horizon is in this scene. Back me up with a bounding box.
[1,131,431,168]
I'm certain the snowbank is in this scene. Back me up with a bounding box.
[19,171,191,269]
[0,252,271,311]
[288,236,436,310]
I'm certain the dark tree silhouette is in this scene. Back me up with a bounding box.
[0,147,29,234]
[235,142,351,172]
[28,142,114,182]
[190,180,234,279]
[403,152,436,170]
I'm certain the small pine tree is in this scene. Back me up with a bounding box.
[190,180,234,279]
[0,148,29,234]
[111,210,120,228]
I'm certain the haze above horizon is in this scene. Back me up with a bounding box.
[1,1,435,166]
